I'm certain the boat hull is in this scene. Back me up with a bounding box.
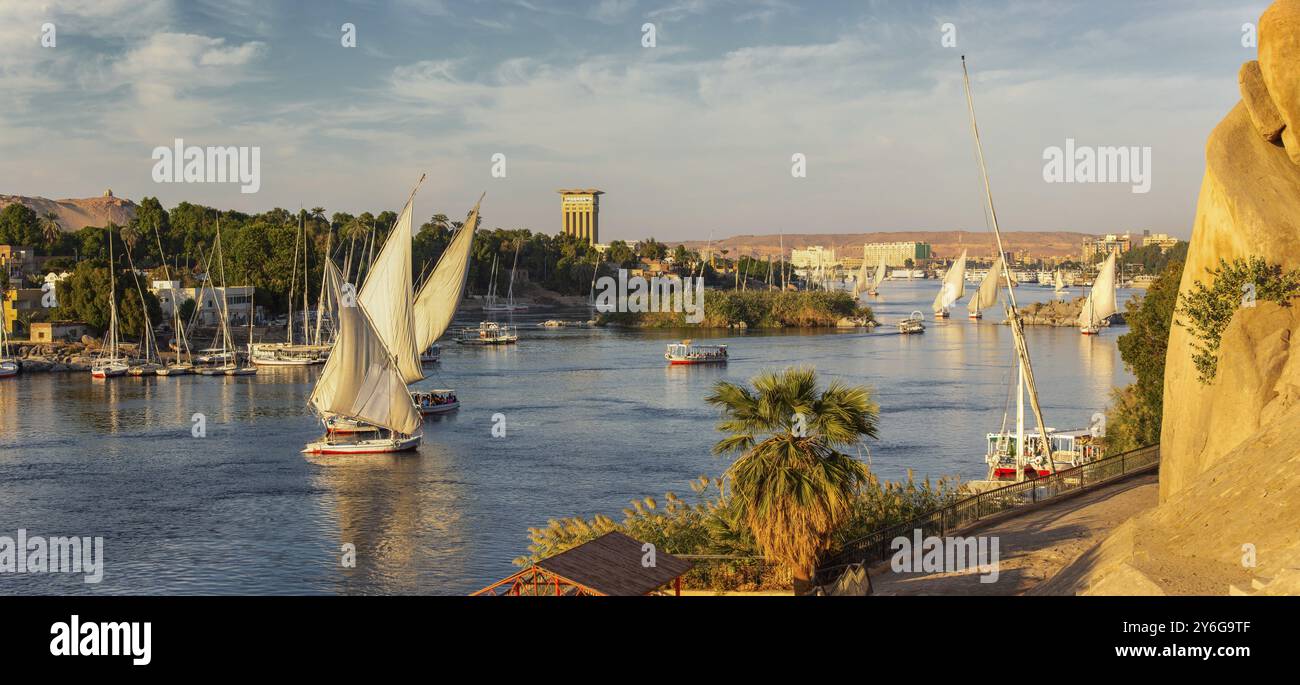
[303,435,422,455]
[0,362,18,378]
[666,357,727,365]
[419,401,460,415]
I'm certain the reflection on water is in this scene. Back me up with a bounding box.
[0,281,1137,595]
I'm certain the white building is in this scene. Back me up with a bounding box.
[790,245,837,269]
[150,281,256,326]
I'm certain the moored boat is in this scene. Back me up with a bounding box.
[91,228,130,379]
[0,310,17,377]
[421,344,441,363]
[665,340,728,365]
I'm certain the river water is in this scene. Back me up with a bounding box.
[0,280,1136,595]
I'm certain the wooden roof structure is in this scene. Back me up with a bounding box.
[472,532,694,596]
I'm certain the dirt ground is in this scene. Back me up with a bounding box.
[867,472,1159,596]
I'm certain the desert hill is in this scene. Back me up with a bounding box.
[0,193,138,232]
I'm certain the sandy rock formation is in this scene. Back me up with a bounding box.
[0,194,138,232]
[1050,0,1300,595]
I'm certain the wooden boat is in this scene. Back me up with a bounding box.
[1078,253,1118,335]
[250,342,328,366]
[128,363,162,376]
[458,321,518,345]
[156,363,192,376]
[420,344,441,363]
[665,340,728,365]
[91,229,130,379]
[932,250,966,319]
[0,311,17,377]
[960,56,1083,484]
[413,389,460,415]
[305,178,427,456]
[967,255,1004,320]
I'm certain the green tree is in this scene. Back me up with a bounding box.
[0,203,41,247]
[706,367,878,593]
[1106,260,1183,452]
[40,213,62,250]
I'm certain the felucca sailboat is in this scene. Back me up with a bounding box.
[305,178,427,454]
[960,56,1099,483]
[0,295,17,377]
[931,249,967,318]
[967,254,1004,320]
[1078,252,1119,335]
[91,229,130,379]
[868,255,886,296]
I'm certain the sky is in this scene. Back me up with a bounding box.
[0,0,1272,242]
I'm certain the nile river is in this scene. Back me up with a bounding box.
[0,281,1136,595]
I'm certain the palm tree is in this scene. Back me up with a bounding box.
[120,223,140,255]
[706,367,878,594]
[428,213,450,233]
[40,212,61,248]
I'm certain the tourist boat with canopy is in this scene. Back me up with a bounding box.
[458,321,517,345]
[896,311,925,334]
[665,340,728,365]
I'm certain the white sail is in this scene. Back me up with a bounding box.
[1054,270,1065,292]
[1078,253,1119,328]
[357,197,423,384]
[310,261,422,436]
[932,249,967,312]
[851,251,870,298]
[414,197,481,351]
[871,255,887,292]
[969,255,1004,315]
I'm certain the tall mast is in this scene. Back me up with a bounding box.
[301,210,310,345]
[287,213,301,345]
[961,56,1055,477]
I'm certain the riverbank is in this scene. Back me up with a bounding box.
[595,290,874,329]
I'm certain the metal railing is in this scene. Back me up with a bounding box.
[814,444,1160,584]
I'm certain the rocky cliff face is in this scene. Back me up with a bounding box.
[1050,0,1300,595]
[0,194,138,231]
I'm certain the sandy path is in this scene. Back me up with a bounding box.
[867,472,1159,596]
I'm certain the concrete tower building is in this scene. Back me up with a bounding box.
[558,189,603,245]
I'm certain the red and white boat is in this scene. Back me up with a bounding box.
[665,340,728,365]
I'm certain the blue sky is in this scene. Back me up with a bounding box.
[0,0,1271,241]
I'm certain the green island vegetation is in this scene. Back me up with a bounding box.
[515,368,959,593]
[1175,257,1300,384]
[596,290,873,329]
[2,198,818,337]
[1104,259,1183,454]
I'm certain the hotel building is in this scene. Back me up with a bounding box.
[558,189,603,245]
